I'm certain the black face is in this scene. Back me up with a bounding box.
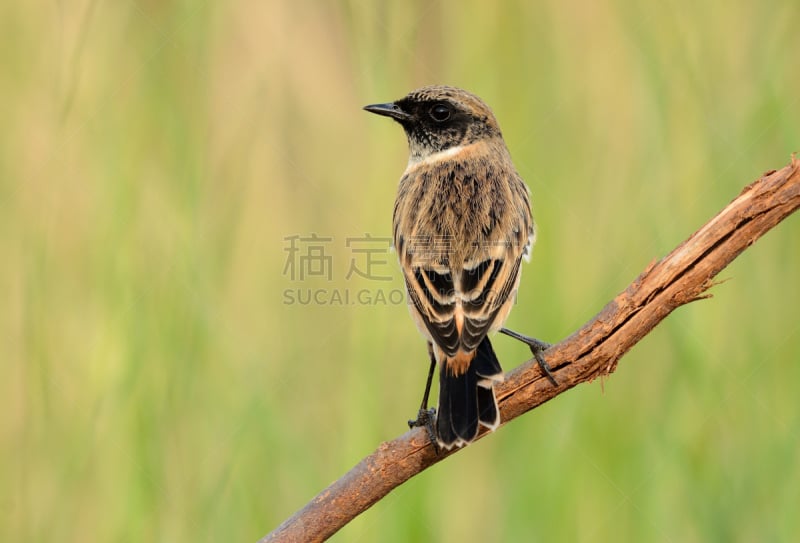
[364,89,501,155]
[393,97,475,152]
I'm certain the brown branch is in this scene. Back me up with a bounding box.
[262,157,800,543]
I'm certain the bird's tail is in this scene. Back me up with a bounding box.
[437,337,504,450]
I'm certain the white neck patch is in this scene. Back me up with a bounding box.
[407,144,470,170]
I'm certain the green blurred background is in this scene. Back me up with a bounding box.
[2,1,799,541]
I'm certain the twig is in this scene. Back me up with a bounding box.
[262,157,800,542]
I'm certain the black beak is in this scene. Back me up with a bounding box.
[363,102,411,121]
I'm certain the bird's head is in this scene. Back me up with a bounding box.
[364,86,502,162]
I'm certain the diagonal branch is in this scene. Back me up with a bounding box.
[263,157,800,543]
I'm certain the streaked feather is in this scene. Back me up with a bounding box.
[393,139,533,372]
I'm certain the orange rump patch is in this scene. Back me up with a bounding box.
[445,350,476,376]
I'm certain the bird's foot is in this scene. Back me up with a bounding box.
[500,328,559,387]
[408,407,440,455]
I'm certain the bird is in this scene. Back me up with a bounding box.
[364,86,555,450]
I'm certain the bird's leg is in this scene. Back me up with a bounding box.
[408,343,439,453]
[500,327,559,387]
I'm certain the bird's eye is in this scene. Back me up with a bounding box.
[429,104,451,122]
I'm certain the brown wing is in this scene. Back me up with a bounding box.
[460,252,522,351]
[399,246,524,357]
[403,265,460,355]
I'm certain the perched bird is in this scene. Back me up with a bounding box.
[364,86,554,450]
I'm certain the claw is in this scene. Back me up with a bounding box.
[533,349,558,387]
[500,327,559,387]
[409,407,440,454]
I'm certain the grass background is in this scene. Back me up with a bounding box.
[2,1,799,541]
